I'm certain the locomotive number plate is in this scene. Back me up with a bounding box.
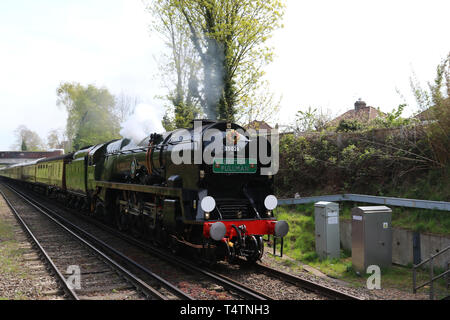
[213,158,257,174]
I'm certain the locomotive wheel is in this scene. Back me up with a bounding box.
[245,236,264,263]
[155,224,169,247]
[227,245,238,264]
[81,198,90,213]
[95,202,106,222]
[66,195,73,208]
[115,193,129,232]
[130,216,142,239]
[96,202,114,225]
[115,209,129,232]
[169,236,180,255]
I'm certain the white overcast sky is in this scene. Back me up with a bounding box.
[0,0,449,150]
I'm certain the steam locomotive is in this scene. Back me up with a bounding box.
[0,120,288,264]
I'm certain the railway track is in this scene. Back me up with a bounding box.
[252,262,360,300]
[4,181,360,300]
[3,182,270,300]
[0,183,192,300]
[209,256,361,300]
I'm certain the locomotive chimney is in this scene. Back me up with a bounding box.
[191,119,217,128]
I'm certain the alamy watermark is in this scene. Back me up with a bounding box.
[366,265,381,290]
[169,121,279,176]
[65,265,81,290]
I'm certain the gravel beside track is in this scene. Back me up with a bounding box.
[0,184,153,300]
[0,195,65,300]
[258,251,430,300]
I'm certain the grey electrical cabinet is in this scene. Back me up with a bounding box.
[315,201,340,260]
[351,206,392,272]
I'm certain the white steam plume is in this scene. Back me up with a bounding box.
[120,103,165,145]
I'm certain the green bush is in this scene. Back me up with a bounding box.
[276,126,448,200]
[336,119,363,132]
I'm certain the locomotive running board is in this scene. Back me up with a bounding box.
[95,181,183,198]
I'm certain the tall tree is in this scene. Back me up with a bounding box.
[21,140,27,151]
[148,0,285,123]
[115,92,140,124]
[56,82,121,151]
[411,53,450,166]
[47,128,66,150]
[11,125,45,151]
[238,80,281,125]
[148,0,203,129]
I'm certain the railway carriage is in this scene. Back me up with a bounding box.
[35,156,65,190]
[10,163,23,180]
[22,161,37,184]
[66,149,89,197]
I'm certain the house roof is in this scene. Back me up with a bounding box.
[331,100,384,125]
[245,120,272,130]
[414,98,449,121]
[415,108,436,121]
[333,106,383,123]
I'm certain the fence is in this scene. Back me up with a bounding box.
[278,194,450,211]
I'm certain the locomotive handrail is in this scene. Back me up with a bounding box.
[106,147,148,156]
[95,180,183,197]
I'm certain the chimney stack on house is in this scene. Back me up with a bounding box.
[354,98,367,112]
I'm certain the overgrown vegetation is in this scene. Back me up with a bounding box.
[276,127,447,199]
[147,0,285,126]
[9,85,139,153]
[56,82,126,151]
[274,205,317,262]
[336,202,450,235]
[277,53,450,202]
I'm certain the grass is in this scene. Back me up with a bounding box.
[0,218,28,277]
[279,200,450,235]
[0,215,14,241]
[273,206,449,298]
[390,168,450,202]
[337,202,450,235]
[0,211,33,299]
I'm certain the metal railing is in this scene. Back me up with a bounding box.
[278,194,450,211]
[413,246,450,300]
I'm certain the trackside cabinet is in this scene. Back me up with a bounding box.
[315,201,340,260]
[351,206,392,272]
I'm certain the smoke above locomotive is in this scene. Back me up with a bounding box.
[119,103,165,145]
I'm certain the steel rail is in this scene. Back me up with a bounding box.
[0,189,80,300]
[100,227,272,300]
[254,262,360,300]
[73,216,272,300]
[5,184,191,300]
